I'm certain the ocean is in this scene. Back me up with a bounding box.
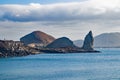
[0,48,120,80]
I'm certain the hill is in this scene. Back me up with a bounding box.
[46,37,76,48]
[20,31,55,47]
[94,32,120,48]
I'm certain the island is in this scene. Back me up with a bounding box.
[0,31,100,58]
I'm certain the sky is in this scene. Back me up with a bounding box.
[0,0,85,4]
[0,0,120,41]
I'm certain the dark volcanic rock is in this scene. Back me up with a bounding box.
[46,37,76,48]
[41,47,99,53]
[20,31,55,47]
[74,32,120,48]
[0,31,100,58]
[46,34,99,53]
[82,31,94,51]
[0,40,40,58]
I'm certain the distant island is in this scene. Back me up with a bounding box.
[0,31,100,58]
[74,32,120,48]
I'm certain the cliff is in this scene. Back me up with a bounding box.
[0,40,40,58]
[82,31,94,51]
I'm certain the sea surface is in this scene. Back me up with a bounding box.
[0,48,120,80]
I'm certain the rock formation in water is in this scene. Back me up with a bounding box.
[74,32,120,48]
[20,31,55,47]
[46,37,76,48]
[0,31,100,58]
[44,35,99,53]
[0,40,40,58]
[82,31,94,51]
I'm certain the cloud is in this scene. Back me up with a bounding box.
[0,0,120,41]
[0,0,120,22]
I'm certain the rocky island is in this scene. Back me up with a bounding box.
[42,31,99,53]
[0,31,100,58]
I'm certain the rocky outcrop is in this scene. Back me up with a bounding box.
[0,31,100,58]
[0,40,41,58]
[40,47,99,53]
[45,36,99,53]
[82,31,94,51]
[46,37,76,48]
[74,32,120,48]
[20,31,55,47]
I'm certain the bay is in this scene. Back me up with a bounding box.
[0,48,120,80]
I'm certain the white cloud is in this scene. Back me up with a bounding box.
[0,0,120,21]
[0,0,120,41]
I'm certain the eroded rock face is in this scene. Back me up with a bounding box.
[46,37,76,48]
[0,40,40,58]
[20,31,55,47]
[82,31,94,51]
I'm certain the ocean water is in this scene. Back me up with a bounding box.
[0,48,120,80]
